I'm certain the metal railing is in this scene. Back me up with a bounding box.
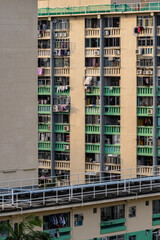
[38,2,160,17]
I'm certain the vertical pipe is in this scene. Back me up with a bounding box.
[51,18,55,177]
[153,13,157,175]
[100,16,104,178]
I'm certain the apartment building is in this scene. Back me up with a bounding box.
[38,0,160,181]
[0,0,38,182]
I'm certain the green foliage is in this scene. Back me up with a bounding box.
[0,215,51,240]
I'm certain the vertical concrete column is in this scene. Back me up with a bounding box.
[70,17,85,184]
[120,15,137,178]
[100,16,105,177]
[153,13,157,175]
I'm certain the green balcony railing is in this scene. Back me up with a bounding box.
[153,213,160,226]
[137,126,153,136]
[104,125,120,135]
[38,123,51,132]
[157,147,160,157]
[105,144,120,155]
[157,107,160,116]
[54,86,70,96]
[104,106,120,115]
[157,87,160,96]
[38,86,51,95]
[85,86,100,96]
[38,104,51,114]
[85,125,100,134]
[137,87,153,96]
[44,227,71,240]
[85,143,100,153]
[38,141,51,151]
[137,146,153,156]
[100,218,126,234]
[137,107,153,116]
[38,2,160,16]
[157,127,160,137]
[85,106,100,115]
[104,86,120,96]
[55,123,70,133]
[55,142,70,152]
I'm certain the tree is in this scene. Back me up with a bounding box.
[0,215,51,240]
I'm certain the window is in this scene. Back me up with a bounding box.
[129,206,136,218]
[43,212,70,230]
[93,208,97,214]
[85,18,100,28]
[104,17,120,28]
[104,38,120,47]
[101,205,125,221]
[137,37,153,47]
[137,16,153,27]
[74,214,83,226]
[129,236,136,240]
[54,19,70,30]
[153,200,160,214]
[146,201,149,206]
[85,38,100,48]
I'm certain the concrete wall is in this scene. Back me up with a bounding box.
[70,17,86,181]
[0,0,38,182]
[38,0,111,8]
[120,14,137,177]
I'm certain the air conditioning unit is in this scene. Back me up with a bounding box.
[148,70,153,74]
[137,69,143,74]
[95,50,100,56]
[63,32,67,37]
[59,33,62,37]
[136,49,143,55]
[64,126,70,131]
[148,137,153,146]
[64,145,70,150]
[115,50,120,55]
[53,105,58,112]
[104,30,110,36]
[148,108,153,115]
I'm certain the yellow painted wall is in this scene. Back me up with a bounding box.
[38,0,111,9]
[69,17,86,182]
[120,14,137,178]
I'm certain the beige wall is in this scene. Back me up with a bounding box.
[0,0,38,182]
[38,0,111,9]
[120,14,137,177]
[70,17,86,181]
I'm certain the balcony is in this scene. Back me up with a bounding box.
[85,48,100,57]
[85,143,100,153]
[55,142,70,152]
[85,86,100,96]
[85,28,100,37]
[152,213,160,226]
[137,165,153,176]
[55,123,70,133]
[100,218,126,234]
[157,127,160,137]
[38,49,50,58]
[104,27,120,36]
[104,67,120,76]
[137,107,153,116]
[85,105,100,115]
[137,146,153,156]
[85,125,100,134]
[104,163,121,174]
[54,86,70,96]
[55,160,70,170]
[38,104,51,114]
[54,67,70,76]
[138,27,153,36]
[44,227,71,240]
[38,67,50,76]
[38,86,51,95]
[104,125,120,135]
[158,107,160,116]
[85,67,100,76]
[137,87,153,96]
[104,106,120,115]
[85,162,100,172]
[105,145,120,155]
[38,30,51,39]
[38,141,51,151]
[104,86,120,96]
[137,126,153,136]
[104,47,120,57]
[157,87,160,96]
[157,26,160,36]
[38,160,51,169]
[38,123,51,132]
[158,147,160,157]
